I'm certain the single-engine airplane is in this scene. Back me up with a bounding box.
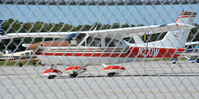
[0,10,197,79]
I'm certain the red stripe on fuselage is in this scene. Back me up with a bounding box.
[125,47,184,58]
[36,47,185,58]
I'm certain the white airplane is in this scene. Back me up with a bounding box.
[0,10,197,79]
[0,50,33,60]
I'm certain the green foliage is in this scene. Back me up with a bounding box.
[0,60,38,66]
[188,24,199,41]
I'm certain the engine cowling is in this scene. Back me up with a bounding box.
[103,65,125,77]
[65,66,87,77]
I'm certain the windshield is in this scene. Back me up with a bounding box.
[59,33,86,42]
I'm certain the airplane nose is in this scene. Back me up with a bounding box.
[29,43,40,51]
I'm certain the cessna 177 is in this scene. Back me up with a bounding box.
[0,10,197,79]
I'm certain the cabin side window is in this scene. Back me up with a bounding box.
[105,38,115,47]
[81,36,124,47]
[82,36,101,47]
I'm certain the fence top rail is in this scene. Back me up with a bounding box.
[0,0,198,5]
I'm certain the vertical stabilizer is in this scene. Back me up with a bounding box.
[160,10,197,48]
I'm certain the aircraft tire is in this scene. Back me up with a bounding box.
[196,59,199,63]
[108,72,116,77]
[69,73,78,78]
[48,75,56,79]
[19,63,23,67]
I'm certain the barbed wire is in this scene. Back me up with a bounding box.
[0,0,199,5]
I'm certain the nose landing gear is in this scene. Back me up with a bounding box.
[42,65,62,79]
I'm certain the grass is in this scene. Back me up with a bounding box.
[0,57,189,66]
[0,58,39,66]
[135,57,187,62]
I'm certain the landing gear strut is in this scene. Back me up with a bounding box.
[42,65,62,79]
[69,72,78,78]
[48,65,56,79]
[65,66,88,78]
[48,75,57,79]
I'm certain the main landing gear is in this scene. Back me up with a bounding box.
[42,65,62,79]
[65,66,87,78]
[107,72,118,77]
[103,65,125,77]
[42,65,126,79]
[69,72,78,78]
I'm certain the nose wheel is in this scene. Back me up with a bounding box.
[43,65,62,79]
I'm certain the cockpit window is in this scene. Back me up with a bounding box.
[82,36,101,47]
[88,37,101,47]
[105,38,115,47]
[57,33,86,45]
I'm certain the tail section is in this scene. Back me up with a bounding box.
[175,10,196,24]
[160,10,197,48]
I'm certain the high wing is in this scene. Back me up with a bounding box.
[0,23,195,39]
[0,32,73,39]
[87,23,195,38]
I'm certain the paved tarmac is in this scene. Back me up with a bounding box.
[0,61,199,99]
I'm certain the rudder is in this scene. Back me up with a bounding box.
[161,10,197,48]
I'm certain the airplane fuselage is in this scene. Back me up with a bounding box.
[26,32,186,66]
[35,45,185,65]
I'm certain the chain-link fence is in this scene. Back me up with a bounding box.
[0,0,199,99]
